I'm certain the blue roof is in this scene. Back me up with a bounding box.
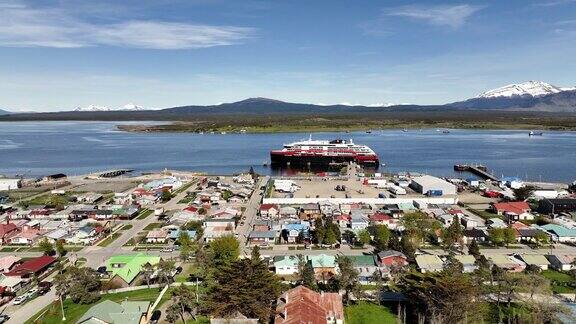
[168,229,197,240]
[284,223,309,231]
[541,224,576,238]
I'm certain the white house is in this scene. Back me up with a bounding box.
[0,178,21,191]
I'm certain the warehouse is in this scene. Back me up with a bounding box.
[0,178,21,191]
[410,175,457,196]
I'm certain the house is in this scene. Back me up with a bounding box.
[274,255,300,276]
[248,230,277,245]
[538,198,576,215]
[307,254,337,280]
[0,223,20,244]
[454,255,478,273]
[9,227,41,245]
[0,256,21,273]
[281,222,310,243]
[280,206,298,218]
[376,250,408,268]
[487,218,507,229]
[348,255,381,283]
[461,216,480,229]
[350,212,369,231]
[259,204,280,218]
[546,254,575,271]
[516,254,550,270]
[463,228,488,244]
[5,255,56,278]
[0,178,21,191]
[0,275,24,292]
[146,229,169,243]
[301,204,321,219]
[492,202,531,217]
[485,255,526,272]
[334,214,350,228]
[438,214,456,227]
[168,229,197,242]
[106,254,161,287]
[203,219,235,243]
[275,286,344,324]
[78,299,151,324]
[45,228,70,243]
[540,224,576,243]
[415,255,444,273]
[369,212,398,230]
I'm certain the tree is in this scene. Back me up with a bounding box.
[166,284,197,323]
[55,266,101,304]
[157,259,176,287]
[55,239,66,257]
[38,238,55,256]
[205,258,280,321]
[161,189,172,202]
[335,256,360,305]
[370,225,391,251]
[513,185,536,201]
[298,256,317,291]
[342,230,357,245]
[399,271,484,323]
[141,263,155,287]
[441,216,463,250]
[182,221,204,239]
[443,253,464,274]
[179,231,194,261]
[468,239,480,257]
[488,228,505,246]
[207,235,240,272]
[251,245,261,262]
[358,229,371,247]
[324,228,337,246]
[534,231,550,247]
[503,227,516,247]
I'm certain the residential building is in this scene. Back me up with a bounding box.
[248,230,277,245]
[485,255,526,272]
[415,255,444,273]
[274,256,300,276]
[146,230,169,243]
[0,256,21,273]
[307,254,337,280]
[0,223,20,244]
[350,212,369,231]
[275,286,344,324]
[105,253,161,287]
[0,178,21,191]
[516,254,550,270]
[369,212,398,229]
[546,254,575,271]
[260,204,279,218]
[540,224,576,243]
[454,255,478,273]
[348,255,381,282]
[5,255,56,279]
[78,299,151,324]
[539,198,576,215]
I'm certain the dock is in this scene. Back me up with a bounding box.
[454,164,499,181]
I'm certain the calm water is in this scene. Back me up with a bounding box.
[0,121,575,182]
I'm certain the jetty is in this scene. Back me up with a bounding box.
[89,169,134,179]
[454,164,499,181]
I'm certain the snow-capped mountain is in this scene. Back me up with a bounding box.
[477,81,563,99]
[74,103,146,112]
[449,80,576,111]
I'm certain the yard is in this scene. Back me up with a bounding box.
[25,288,167,324]
[136,209,153,220]
[143,222,163,230]
[542,270,576,294]
[97,232,121,247]
[345,301,397,324]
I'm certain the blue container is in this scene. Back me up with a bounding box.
[427,190,443,196]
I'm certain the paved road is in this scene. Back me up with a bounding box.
[237,177,267,256]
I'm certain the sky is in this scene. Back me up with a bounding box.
[1,0,576,111]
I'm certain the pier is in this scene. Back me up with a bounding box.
[454,164,500,181]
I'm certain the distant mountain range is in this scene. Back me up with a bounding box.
[1,81,575,121]
[0,109,11,115]
[448,81,576,111]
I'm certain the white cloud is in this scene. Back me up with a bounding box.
[386,4,483,28]
[534,0,576,7]
[0,3,255,49]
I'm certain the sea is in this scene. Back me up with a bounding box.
[0,121,575,182]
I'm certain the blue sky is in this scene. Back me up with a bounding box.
[1,0,575,111]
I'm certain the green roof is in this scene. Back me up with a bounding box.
[78,300,150,324]
[541,224,576,238]
[454,255,476,265]
[346,255,376,267]
[274,255,299,268]
[306,254,336,268]
[520,254,550,266]
[105,253,160,284]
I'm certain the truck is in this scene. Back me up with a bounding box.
[389,185,407,195]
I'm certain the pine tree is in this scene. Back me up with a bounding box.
[468,239,480,257]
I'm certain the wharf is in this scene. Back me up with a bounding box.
[454,164,500,181]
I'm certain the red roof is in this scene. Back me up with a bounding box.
[493,201,531,215]
[5,255,56,277]
[370,212,393,222]
[184,206,198,213]
[260,204,278,211]
[276,286,344,324]
[0,223,19,237]
[449,209,464,215]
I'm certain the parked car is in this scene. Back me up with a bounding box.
[38,281,52,295]
[25,288,38,299]
[12,295,27,305]
[0,314,10,323]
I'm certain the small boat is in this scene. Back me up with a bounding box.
[529,131,543,136]
[402,129,408,132]
[366,130,372,134]
[381,163,386,167]
[442,130,450,134]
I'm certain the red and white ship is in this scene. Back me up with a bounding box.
[270,137,379,166]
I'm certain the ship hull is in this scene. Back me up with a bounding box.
[270,152,379,166]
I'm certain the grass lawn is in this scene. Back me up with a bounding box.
[136,209,153,220]
[542,269,576,294]
[345,302,397,324]
[175,263,199,283]
[143,222,162,230]
[26,288,167,324]
[97,232,121,247]
[121,224,133,230]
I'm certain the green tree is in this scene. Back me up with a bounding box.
[207,235,240,271]
[298,256,317,291]
[165,284,198,323]
[38,238,55,256]
[55,239,66,257]
[161,189,172,202]
[251,245,261,262]
[370,225,391,251]
[534,231,550,247]
[60,266,102,304]
[513,185,536,201]
[503,227,517,247]
[468,239,480,257]
[141,263,155,287]
[488,228,505,246]
[324,228,337,246]
[157,259,176,287]
[441,215,463,250]
[335,256,360,305]
[179,231,194,261]
[358,229,371,247]
[205,258,280,321]
[342,230,357,245]
[182,221,203,239]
